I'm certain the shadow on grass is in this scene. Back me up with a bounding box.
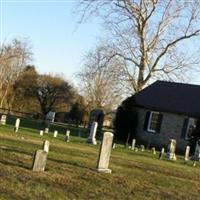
[0,147,93,172]
[0,159,31,170]
[0,147,33,170]
[48,157,94,171]
[0,146,33,156]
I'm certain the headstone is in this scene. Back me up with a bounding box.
[32,150,48,172]
[152,147,156,155]
[0,115,7,125]
[46,111,55,123]
[65,130,70,142]
[88,109,104,134]
[184,146,190,161]
[112,143,116,149]
[96,132,113,173]
[44,128,49,133]
[78,130,81,137]
[42,140,50,153]
[135,147,138,152]
[159,148,165,160]
[14,118,20,132]
[53,130,58,138]
[40,130,44,136]
[193,140,200,161]
[140,145,145,152]
[131,139,136,150]
[86,121,98,145]
[166,139,177,160]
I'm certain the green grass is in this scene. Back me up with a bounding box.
[0,125,200,200]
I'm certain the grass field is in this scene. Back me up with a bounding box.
[0,125,200,200]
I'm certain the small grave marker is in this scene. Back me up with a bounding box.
[166,139,177,160]
[140,145,145,152]
[0,115,7,125]
[40,130,44,136]
[65,130,70,142]
[152,147,156,155]
[53,130,58,138]
[43,140,50,153]
[184,146,190,162]
[193,140,200,161]
[131,139,136,150]
[159,148,165,160]
[14,118,20,132]
[44,128,49,133]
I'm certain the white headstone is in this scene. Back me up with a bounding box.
[44,128,49,133]
[112,143,116,149]
[131,139,136,150]
[43,140,50,153]
[14,118,20,132]
[96,132,113,173]
[0,115,7,125]
[166,139,177,160]
[86,121,98,145]
[184,146,190,161]
[65,130,70,142]
[40,130,44,136]
[53,130,58,138]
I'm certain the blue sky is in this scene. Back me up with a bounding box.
[1,0,102,83]
[1,0,200,86]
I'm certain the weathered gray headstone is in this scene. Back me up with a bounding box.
[53,130,58,138]
[166,139,177,160]
[152,147,156,155]
[32,150,48,172]
[131,139,136,150]
[44,128,49,133]
[42,140,50,153]
[184,146,190,161]
[193,140,200,161]
[14,118,20,132]
[65,130,70,142]
[0,115,7,125]
[40,130,44,136]
[78,130,81,137]
[96,132,113,173]
[140,145,145,152]
[87,121,98,145]
[159,148,165,160]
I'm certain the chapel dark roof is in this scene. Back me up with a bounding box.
[134,80,200,118]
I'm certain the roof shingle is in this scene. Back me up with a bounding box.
[134,81,200,118]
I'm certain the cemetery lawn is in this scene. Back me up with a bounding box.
[0,126,200,200]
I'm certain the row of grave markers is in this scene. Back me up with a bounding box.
[32,131,114,173]
[128,138,200,163]
[1,116,200,171]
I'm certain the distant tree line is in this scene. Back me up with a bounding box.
[0,39,89,125]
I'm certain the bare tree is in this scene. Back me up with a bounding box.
[78,0,200,92]
[78,44,124,112]
[0,39,32,107]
